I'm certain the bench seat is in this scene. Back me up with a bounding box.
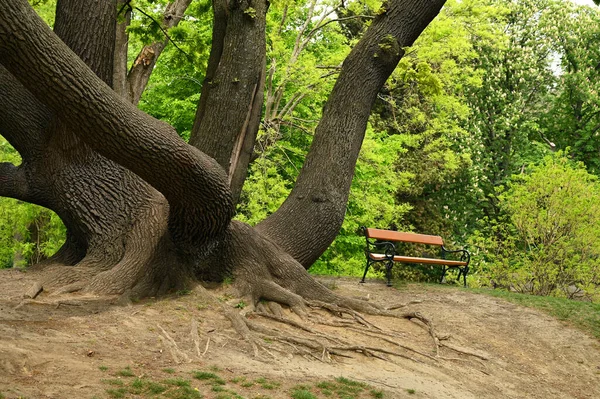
[368,253,468,267]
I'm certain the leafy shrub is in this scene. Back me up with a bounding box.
[470,152,600,301]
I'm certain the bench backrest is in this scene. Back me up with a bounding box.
[364,228,444,246]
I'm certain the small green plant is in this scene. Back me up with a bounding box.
[105,387,127,398]
[243,7,257,18]
[370,388,384,398]
[163,367,176,374]
[193,371,226,385]
[163,378,191,387]
[117,366,135,377]
[147,381,168,394]
[98,365,108,371]
[291,389,317,399]
[235,300,247,309]
[407,388,416,394]
[176,289,192,296]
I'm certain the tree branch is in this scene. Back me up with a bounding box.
[0,64,50,159]
[126,0,193,104]
[0,162,30,202]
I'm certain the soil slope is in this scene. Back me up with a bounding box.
[1,269,599,398]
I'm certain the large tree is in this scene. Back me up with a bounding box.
[0,0,444,319]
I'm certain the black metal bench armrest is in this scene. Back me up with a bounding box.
[441,246,470,265]
[366,240,396,259]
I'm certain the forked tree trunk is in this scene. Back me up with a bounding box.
[0,0,445,300]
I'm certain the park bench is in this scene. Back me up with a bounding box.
[359,227,470,287]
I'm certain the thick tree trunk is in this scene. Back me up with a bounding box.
[0,0,190,296]
[189,0,268,203]
[256,0,447,268]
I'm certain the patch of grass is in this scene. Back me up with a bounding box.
[291,389,317,399]
[193,371,226,385]
[211,385,226,392]
[176,289,192,296]
[254,377,279,390]
[406,388,416,394]
[165,385,203,399]
[147,381,168,394]
[117,366,135,377]
[163,367,176,374]
[98,365,108,372]
[209,365,222,372]
[314,378,378,398]
[470,287,600,339]
[335,377,366,388]
[0,393,5,399]
[131,378,145,393]
[215,394,240,399]
[106,387,127,398]
[163,378,191,387]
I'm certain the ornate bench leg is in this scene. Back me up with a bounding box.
[463,266,469,287]
[360,259,370,283]
[440,265,447,284]
[385,260,394,287]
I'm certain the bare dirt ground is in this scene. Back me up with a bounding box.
[1,268,599,399]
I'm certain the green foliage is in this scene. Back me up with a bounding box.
[542,2,600,173]
[310,127,413,277]
[137,0,213,140]
[0,138,65,269]
[470,152,600,301]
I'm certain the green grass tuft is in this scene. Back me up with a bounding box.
[106,387,127,398]
[117,366,135,377]
[291,389,317,399]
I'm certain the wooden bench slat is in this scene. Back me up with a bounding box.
[365,228,444,246]
[368,253,467,266]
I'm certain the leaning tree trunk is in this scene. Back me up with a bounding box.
[256,0,447,268]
